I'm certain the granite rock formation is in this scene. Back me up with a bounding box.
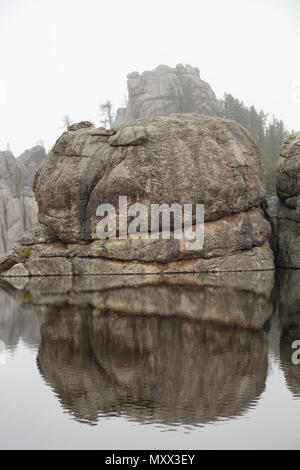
[263,132,300,267]
[0,114,274,276]
[0,146,46,255]
[114,64,220,126]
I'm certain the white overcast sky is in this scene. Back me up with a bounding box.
[0,0,299,155]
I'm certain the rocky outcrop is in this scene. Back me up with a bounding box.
[264,132,300,267]
[0,146,46,255]
[114,64,220,125]
[34,115,267,239]
[0,114,274,276]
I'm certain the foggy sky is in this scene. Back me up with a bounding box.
[0,0,299,155]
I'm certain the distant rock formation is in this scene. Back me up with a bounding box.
[114,64,220,125]
[0,146,46,254]
[17,146,47,189]
[0,150,18,194]
[263,132,300,267]
[0,114,274,277]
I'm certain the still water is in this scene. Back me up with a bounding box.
[0,270,299,450]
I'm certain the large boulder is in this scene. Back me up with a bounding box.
[277,132,300,199]
[114,64,220,125]
[0,114,274,276]
[264,132,300,267]
[35,114,265,240]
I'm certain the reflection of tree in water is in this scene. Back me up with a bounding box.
[37,305,268,427]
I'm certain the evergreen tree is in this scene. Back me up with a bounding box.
[263,117,289,167]
[220,93,288,173]
[264,165,277,197]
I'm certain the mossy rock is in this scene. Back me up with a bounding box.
[23,291,33,303]
[21,248,32,260]
[71,261,79,276]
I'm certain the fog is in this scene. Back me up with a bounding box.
[0,0,299,155]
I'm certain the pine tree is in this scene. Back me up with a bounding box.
[220,94,288,169]
[263,117,288,168]
[264,165,277,197]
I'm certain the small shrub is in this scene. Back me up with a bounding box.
[21,248,32,260]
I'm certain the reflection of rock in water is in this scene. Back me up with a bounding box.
[37,305,268,426]
[277,270,300,398]
[0,272,273,426]
[0,281,44,349]
[23,271,275,330]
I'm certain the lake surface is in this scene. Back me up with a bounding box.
[0,270,300,450]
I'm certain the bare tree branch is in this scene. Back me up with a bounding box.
[99,100,115,129]
[61,114,73,129]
